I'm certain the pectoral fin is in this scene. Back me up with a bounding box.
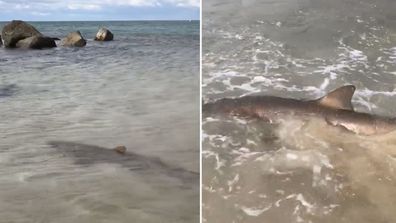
[325,116,376,135]
[325,117,356,133]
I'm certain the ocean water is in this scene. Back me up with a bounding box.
[0,21,199,222]
[203,0,396,222]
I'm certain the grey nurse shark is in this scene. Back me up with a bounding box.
[203,85,396,135]
[48,141,198,186]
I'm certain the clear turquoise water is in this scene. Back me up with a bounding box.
[0,21,199,222]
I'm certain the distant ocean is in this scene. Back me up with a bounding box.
[0,21,199,222]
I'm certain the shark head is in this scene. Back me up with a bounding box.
[313,85,396,135]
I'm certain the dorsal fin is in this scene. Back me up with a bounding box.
[315,85,356,110]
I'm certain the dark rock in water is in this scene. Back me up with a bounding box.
[1,20,43,48]
[113,145,127,154]
[62,31,86,47]
[94,27,114,41]
[0,34,2,46]
[16,36,56,49]
[0,20,55,49]
[51,37,60,41]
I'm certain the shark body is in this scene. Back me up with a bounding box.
[48,141,198,186]
[0,84,19,97]
[203,85,396,135]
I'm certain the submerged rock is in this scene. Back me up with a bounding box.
[1,20,43,48]
[62,31,86,47]
[113,145,127,154]
[94,27,114,41]
[16,36,57,49]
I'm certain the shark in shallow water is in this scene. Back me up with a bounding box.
[203,85,396,135]
[48,141,199,186]
[0,84,19,97]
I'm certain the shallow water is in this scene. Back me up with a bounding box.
[203,0,396,222]
[0,21,199,222]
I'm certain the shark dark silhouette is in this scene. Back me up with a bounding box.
[0,84,19,97]
[203,85,396,135]
[48,141,199,186]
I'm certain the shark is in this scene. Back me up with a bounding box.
[48,141,199,186]
[0,84,19,97]
[203,85,396,135]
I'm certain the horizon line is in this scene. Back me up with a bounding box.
[0,19,200,22]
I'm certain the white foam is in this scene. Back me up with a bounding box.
[240,205,272,216]
[286,153,299,160]
[227,174,240,192]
